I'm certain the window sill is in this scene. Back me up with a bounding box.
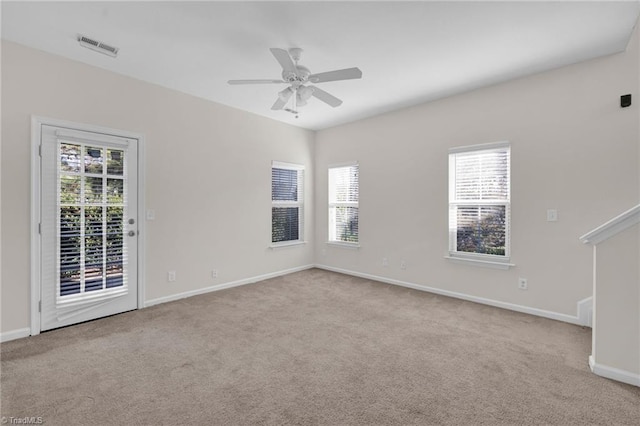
[326,241,360,249]
[270,241,307,250]
[445,255,515,270]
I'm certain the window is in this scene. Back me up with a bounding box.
[271,161,304,245]
[328,163,359,245]
[449,142,510,261]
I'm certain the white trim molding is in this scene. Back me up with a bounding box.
[315,264,583,325]
[589,356,640,387]
[145,264,314,307]
[444,255,515,270]
[1,328,31,343]
[30,117,42,336]
[326,241,360,249]
[270,241,307,250]
[580,204,640,245]
[449,140,510,154]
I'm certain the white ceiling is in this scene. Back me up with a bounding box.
[2,1,639,131]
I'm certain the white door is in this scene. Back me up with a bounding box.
[40,124,138,331]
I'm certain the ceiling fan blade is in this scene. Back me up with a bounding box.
[270,48,296,74]
[271,98,287,110]
[228,79,285,85]
[309,67,362,83]
[310,86,343,107]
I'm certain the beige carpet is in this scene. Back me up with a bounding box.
[1,269,639,425]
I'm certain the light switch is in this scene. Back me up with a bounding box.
[146,209,155,220]
[547,209,558,222]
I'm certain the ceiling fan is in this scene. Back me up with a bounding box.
[228,48,362,116]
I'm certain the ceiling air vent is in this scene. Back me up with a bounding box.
[78,35,119,58]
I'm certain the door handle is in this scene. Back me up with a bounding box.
[128,230,136,237]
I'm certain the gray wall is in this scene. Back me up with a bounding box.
[314,25,639,320]
[1,41,315,333]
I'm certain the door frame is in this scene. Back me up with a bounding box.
[30,116,146,336]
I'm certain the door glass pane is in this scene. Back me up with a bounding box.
[107,149,124,175]
[85,177,103,203]
[84,206,104,292]
[60,206,81,296]
[106,206,124,288]
[85,146,103,174]
[107,178,124,204]
[60,143,81,173]
[60,175,81,204]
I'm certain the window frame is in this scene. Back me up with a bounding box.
[447,142,513,268]
[328,162,360,247]
[271,161,305,247]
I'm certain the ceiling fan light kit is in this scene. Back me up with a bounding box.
[228,48,362,117]
[278,87,294,102]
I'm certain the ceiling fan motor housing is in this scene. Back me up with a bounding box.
[283,65,310,84]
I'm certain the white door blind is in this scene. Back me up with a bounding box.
[57,140,129,302]
[328,164,359,244]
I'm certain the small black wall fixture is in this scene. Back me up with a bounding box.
[620,94,631,108]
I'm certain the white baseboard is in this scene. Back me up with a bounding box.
[144,264,315,308]
[315,264,583,326]
[577,296,593,328]
[0,265,590,342]
[1,265,315,341]
[589,355,640,387]
[0,327,31,343]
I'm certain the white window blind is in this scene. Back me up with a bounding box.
[328,163,359,244]
[449,143,510,258]
[271,161,304,245]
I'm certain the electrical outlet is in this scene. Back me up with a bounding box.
[382,258,388,267]
[400,260,407,270]
[168,271,176,282]
[211,269,218,279]
[518,277,528,290]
